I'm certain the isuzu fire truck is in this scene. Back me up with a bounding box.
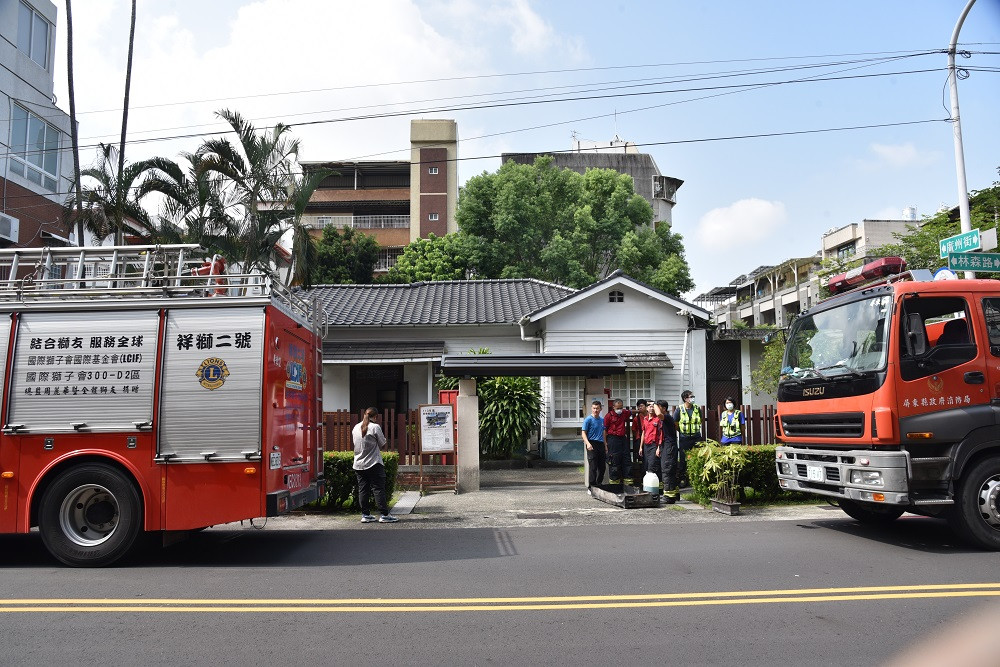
[775,263,1000,549]
[0,244,324,566]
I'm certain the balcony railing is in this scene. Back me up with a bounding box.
[306,214,410,229]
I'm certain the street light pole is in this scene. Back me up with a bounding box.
[948,0,976,278]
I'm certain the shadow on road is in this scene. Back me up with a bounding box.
[0,526,519,569]
[803,514,983,554]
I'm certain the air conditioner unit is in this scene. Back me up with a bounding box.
[0,214,19,244]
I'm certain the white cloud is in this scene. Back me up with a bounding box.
[53,0,582,179]
[696,198,787,245]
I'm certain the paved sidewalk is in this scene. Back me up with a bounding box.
[239,463,844,531]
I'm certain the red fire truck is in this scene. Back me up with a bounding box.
[0,245,324,566]
[775,265,1000,549]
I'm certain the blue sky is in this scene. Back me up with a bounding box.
[53,0,1000,298]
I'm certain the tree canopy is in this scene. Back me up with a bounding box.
[869,169,1000,271]
[311,225,379,284]
[391,156,694,293]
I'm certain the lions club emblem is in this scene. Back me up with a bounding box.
[196,357,230,390]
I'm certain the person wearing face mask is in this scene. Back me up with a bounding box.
[719,397,745,445]
[672,390,701,487]
[604,399,632,487]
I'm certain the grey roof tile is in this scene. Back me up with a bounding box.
[302,279,576,326]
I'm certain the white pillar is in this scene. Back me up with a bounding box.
[456,378,480,493]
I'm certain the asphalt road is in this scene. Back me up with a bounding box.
[0,511,997,666]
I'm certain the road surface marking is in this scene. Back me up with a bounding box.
[1,583,998,612]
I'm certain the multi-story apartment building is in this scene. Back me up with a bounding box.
[502,135,683,227]
[301,119,458,273]
[694,212,923,408]
[1,0,76,248]
[821,214,918,263]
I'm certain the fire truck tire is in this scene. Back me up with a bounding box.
[952,456,1000,550]
[838,499,904,524]
[39,463,143,567]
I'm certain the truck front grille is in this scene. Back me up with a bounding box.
[781,412,864,438]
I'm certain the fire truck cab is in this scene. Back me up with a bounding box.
[776,267,1000,550]
[0,245,324,566]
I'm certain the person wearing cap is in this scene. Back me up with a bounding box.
[672,390,702,487]
[604,398,631,486]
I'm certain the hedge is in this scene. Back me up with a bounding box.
[686,443,806,505]
[318,451,399,511]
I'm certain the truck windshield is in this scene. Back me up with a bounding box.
[782,294,891,381]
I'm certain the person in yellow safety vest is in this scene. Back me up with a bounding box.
[719,397,745,445]
[671,390,701,487]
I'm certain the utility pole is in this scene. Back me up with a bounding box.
[948,0,976,276]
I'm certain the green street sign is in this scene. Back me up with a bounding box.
[948,251,1000,272]
[940,228,981,259]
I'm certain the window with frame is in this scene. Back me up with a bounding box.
[17,1,50,69]
[10,103,60,190]
[374,247,404,272]
[604,370,653,408]
[428,213,439,221]
[552,376,583,420]
[428,167,439,174]
[609,290,624,302]
[836,242,856,261]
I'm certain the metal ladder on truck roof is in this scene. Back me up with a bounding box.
[0,244,321,328]
[0,244,218,299]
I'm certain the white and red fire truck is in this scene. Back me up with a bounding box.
[775,259,1000,549]
[0,244,324,566]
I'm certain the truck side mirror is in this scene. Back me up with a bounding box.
[905,313,928,357]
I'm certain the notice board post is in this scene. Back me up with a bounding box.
[418,403,457,493]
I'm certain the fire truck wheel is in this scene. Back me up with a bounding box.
[39,463,143,567]
[953,456,1000,550]
[838,498,905,524]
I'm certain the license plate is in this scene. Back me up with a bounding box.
[806,465,824,482]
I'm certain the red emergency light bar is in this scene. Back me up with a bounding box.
[828,256,906,295]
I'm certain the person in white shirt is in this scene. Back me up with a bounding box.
[352,408,398,523]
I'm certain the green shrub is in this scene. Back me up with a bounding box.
[686,442,799,505]
[318,451,399,511]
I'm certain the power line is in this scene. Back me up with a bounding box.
[0,117,952,209]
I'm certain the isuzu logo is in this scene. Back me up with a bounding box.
[802,387,825,396]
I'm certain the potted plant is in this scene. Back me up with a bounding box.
[696,440,749,515]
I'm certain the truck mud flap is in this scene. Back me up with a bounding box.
[589,484,659,509]
[266,482,320,516]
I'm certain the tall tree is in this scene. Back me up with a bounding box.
[64,0,84,246]
[311,226,379,284]
[454,156,692,291]
[869,170,1000,271]
[115,0,137,245]
[196,109,324,282]
[385,233,472,282]
[138,152,235,247]
[63,143,156,242]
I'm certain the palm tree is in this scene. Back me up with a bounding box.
[195,109,326,285]
[139,152,235,248]
[63,143,156,243]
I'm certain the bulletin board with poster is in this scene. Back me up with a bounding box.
[418,403,457,493]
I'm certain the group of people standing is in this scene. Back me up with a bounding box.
[582,392,745,503]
